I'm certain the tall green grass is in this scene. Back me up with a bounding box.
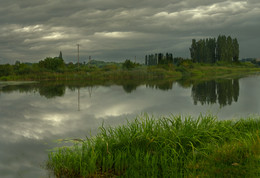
[47,115,260,177]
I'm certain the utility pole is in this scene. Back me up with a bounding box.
[77,44,80,70]
[78,88,80,111]
[89,56,91,63]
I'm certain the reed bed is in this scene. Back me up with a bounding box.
[47,115,260,177]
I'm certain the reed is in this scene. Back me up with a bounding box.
[47,115,260,177]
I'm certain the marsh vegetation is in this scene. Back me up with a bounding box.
[47,115,260,177]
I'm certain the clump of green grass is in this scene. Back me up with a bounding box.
[47,115,260,177]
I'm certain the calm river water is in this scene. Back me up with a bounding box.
[0,75,260,177]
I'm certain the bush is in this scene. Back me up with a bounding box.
[122,60,136,70]
[39,57,65,71]
[0,64,13,77]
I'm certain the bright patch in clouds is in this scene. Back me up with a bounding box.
[94,31,135,38]
[190,1,248,18]
[155,1,248,20]
[43,32,64,40]
[42,114,68,126]
[29,45,46,50]
[14,25,43,33]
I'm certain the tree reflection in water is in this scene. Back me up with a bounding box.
[146,80,173,91]
[0,78,240,107]
[38,84,65,98]
[192,78,239,107]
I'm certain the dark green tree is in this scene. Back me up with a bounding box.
[217,35,226,61]
[190,39,197,62]
[190,38,215,63]
[122,59,135,69]
[158,53,164,64]
[216,35,227,61]
[39,57,65,71]
[145,53,173,65]
[232,38,239,62]
[59,51,63,60]
[207,38,216,63]
[0,64,13,77]
[167,53,173,63]
[196,40,206,63]
[191,35,239,63]
[226,36,233,62]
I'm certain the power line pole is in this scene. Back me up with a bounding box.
[89,56,91,63]
[77,44,80,70]
[78,88,80,111]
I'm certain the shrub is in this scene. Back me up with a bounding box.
[122,60,136,69]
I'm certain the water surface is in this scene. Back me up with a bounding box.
[0,75,260,177]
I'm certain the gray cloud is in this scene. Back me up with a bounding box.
[0,0,260,64]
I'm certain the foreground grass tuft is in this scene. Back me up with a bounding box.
[47,115,260,177]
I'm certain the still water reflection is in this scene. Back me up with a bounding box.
[192,79,239,107]
[0,75,260,177]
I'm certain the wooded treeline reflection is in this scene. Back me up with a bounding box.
[0,78,239,107]
[0,83,66,99]
[191,79,239,107]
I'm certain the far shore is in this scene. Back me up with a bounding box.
[1,61,260,82]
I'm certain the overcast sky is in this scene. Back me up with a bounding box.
[0,0,259,64]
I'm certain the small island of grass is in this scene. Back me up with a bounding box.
[47,115,260,177]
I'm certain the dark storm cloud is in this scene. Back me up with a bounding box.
[0,0,259,63]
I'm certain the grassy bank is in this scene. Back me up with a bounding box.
[0,66,182,81]
[47,115,260,177]
[1,62,260,82]
[176,61,260,80]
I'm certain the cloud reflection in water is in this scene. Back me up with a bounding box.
[1,76,260,177]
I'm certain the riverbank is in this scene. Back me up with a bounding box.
[1,62,260,82]
[175,61,260,80]
[47,115,260,177]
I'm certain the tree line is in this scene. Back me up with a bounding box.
[145,53,173,65]
[190,35,239,63]
[0,52,65,77]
